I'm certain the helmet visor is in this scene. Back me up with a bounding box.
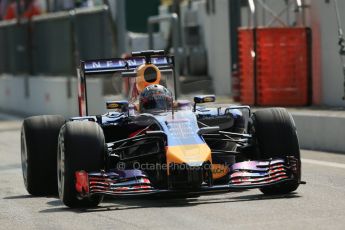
[141,94,172,113]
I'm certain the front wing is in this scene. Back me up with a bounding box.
[75,157,302,198]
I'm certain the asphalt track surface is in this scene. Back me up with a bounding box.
[1,116,345,230]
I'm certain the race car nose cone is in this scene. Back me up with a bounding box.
[166,144,212,175]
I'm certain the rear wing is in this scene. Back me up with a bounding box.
[77,50,175,116]
[82,56,174,75]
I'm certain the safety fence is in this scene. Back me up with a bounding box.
[0,5,115,76]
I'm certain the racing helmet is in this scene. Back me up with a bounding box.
[139,84,173,113]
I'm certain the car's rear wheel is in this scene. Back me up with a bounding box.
[21,115,65,195]
[57,121,105,208]
[252,108,301,195]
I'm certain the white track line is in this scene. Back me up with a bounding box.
[302,158,345,169]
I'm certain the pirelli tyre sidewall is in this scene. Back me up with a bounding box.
[252,108,301,195]
[57,121,105,208]
[21,115,65,195]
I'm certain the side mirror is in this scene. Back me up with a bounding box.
[106,101,129,112]
[193,95,216,111]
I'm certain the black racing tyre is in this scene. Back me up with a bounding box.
[57,121,105,208]
[252,108,301,195]
[21,115,65,196]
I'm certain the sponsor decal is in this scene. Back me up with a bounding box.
[84,57,170,71]
[86,59,125,70]
[203,97,215,103]
[107,103,120,109]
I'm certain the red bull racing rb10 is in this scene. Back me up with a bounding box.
[21,50,304,208]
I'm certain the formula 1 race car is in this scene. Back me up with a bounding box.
[21,50,304,208]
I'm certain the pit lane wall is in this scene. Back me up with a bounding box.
[0,75,106,118]
[291,111,345,153]
[1,74,344,153]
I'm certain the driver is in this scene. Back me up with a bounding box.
[139,84,173,114]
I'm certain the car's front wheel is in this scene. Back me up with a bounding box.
[57,121,105,208]
[252,108,301,195]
